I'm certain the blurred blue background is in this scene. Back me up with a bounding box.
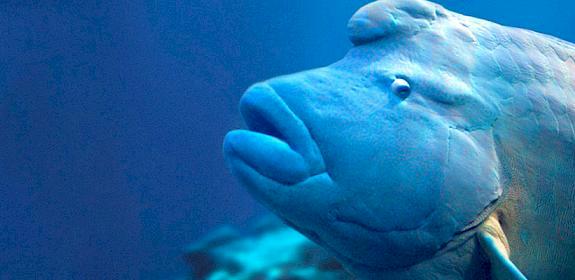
[0,0,573,278]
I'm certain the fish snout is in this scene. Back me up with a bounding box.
[224,83,325,186]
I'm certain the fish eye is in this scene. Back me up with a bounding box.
[391,78,411,98]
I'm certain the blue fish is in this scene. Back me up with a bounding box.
[224,0,575,279]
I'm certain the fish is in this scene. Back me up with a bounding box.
[223,0,575,279]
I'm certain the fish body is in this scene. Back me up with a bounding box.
[224,0,575,278]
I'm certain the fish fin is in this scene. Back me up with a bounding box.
[477,213,527,280]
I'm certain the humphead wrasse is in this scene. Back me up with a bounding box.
[224,0,575,278]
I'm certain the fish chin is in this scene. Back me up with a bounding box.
[339,226,488,280]
[319,194,502,273]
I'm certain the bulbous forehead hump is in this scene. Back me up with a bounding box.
[348,0,447,45]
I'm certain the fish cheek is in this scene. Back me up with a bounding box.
[441,127,502,229]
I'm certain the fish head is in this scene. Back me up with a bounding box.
[224,0,504,274]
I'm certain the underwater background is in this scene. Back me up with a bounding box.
[1,0,574,279]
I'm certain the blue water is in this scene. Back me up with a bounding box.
[0,1,573,279]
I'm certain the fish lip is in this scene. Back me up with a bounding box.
[224,82,326,186]
[224,138,311,186]
[238,83,326,175]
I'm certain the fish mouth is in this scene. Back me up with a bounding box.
[223,83,325,186]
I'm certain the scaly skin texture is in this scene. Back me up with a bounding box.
[224,0,575,279]
[465,16,575,280]
[441,6,575,278]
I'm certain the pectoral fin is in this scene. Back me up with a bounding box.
[477,213,527,280]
